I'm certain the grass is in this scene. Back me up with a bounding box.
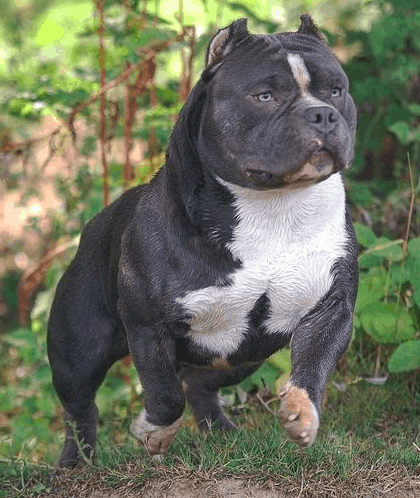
[1,373,420,497]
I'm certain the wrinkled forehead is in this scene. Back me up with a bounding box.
[213,33,347,90]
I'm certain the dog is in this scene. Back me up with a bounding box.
[47,14,358,467]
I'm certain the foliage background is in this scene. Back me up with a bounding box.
[0,0,419,465]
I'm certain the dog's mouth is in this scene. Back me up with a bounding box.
[283,148,334,184]
[306,148,334,172]
[245,148,336,189]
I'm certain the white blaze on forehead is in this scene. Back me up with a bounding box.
[287,53,311,94]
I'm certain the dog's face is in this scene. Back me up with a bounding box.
[196,17,357,190]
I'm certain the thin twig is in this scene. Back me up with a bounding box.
[68,50,156,131]
[374,344,381,378]
[1,44,167,158]
[402,152,416,254]
[123,0,133,190]
[123,56,156,188]
[359,239,404,257]
[297,468,305,498]
[255,393,276,417]
[41,133,57,172]
[0,128,60,154]
[96,0,109,206]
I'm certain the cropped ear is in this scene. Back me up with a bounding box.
[298,14,325,43]
[206,19,249,68]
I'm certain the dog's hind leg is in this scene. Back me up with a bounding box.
[181,364,262,430]
[47,273,128,467]
[48,321,128,467]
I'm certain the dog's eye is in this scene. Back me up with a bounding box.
[331,88,342,98]
[255,92,274,102]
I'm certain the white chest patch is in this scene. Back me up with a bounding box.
[177,175,348,357]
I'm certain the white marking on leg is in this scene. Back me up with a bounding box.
[130,410,160,441]
[131,410,183,456]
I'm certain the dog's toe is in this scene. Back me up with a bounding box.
[279,382,319,447]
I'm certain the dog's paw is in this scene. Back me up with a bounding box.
[278,383,319,447]
[130,410,183,457]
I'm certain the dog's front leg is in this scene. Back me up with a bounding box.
[123,321,185,458]
[279,296,353,447]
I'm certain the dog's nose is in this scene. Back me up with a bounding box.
[304,106,338,135]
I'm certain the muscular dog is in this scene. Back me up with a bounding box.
[47,15,358,467]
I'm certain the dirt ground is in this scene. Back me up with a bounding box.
[67,473,420,498]
[89,477,284,498]
[33,464,420,498]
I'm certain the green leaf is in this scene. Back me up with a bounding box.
[355,267,388,312]
[11,413,34,443]
[347,184,374,208]
[267,349,291,373]
[136,26,175,48]
[34,364,53,385]
[360,302,416,344]
[9,98,35,118]
[358,253,384,269]
[0,387,16,412]
[406,252,420,308]
[250,362,279,392]
[36,19,65,45]
[5,328,38,352]
[389,121,414,145]
[406,253,420,289]
[240,362,279,393]
[408,237,420,257]
[408,104,420,116]
[388,340,420,372]
[353,222,377,248]
[414,290,420,309]
[31,288,55,320]
[388,264,410,287]
[81,136,97,157]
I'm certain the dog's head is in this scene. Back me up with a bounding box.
[187,15,357,190]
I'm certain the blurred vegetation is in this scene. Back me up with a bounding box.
[0,0,419,465]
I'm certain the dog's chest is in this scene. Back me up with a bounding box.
[177,175,348,357]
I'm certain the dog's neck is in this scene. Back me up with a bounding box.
[217,173,347,258]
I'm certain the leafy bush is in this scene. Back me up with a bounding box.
[343,1,420,215]
[0,325,57,460]
[354,223,420,373]
[340,0,420,375]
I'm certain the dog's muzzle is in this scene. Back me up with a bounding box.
[245,147,336,189]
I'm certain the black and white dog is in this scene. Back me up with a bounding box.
[47,15,358,467]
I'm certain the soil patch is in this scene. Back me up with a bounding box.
[85,475,420,498]
[89,477,284,497]
[33,466,420,498]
